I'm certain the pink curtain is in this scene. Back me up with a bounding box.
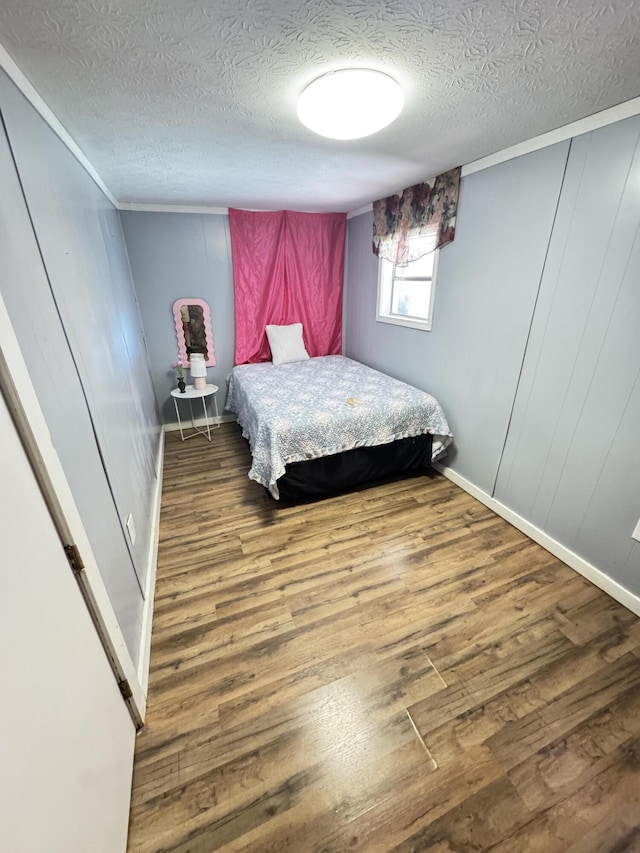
[229,209,347,364]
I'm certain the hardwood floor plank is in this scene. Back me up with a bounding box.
[489,738,640,853]
[390,775,530,852]
[553,592,640,646]
[507,682,640,811]
[127,425,640,852]
[216,640,380,732]
[311,744,506,852]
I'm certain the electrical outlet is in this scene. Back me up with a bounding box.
[126,513,136,546]
[633,517,640,543]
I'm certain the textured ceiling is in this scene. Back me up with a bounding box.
[0,0,639,211]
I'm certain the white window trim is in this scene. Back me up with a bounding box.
[376,250,439,331]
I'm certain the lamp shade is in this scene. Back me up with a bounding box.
[189,352,207,389]
[297,69,404,140]
[189,353,207,377]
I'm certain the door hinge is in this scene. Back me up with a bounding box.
[118,679,133,700]
[64,543,85,574]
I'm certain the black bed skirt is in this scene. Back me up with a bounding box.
[274,433,434,501]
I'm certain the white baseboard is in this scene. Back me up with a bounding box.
[164,412,236,432]
[137,427,165,696]
[434,463,640,618]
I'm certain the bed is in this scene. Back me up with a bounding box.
[225,355,452,500]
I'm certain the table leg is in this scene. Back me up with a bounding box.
[202,396,211,441]
[173,396,185,441]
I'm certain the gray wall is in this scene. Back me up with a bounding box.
[495,117,640,592]
[0,71,160,663]
[345,117,640,597]
[120,212,235,423]
[345,141,570,494]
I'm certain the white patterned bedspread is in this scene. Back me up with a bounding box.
[226,355,453,498]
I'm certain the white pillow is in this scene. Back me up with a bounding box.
[265,323,310,365]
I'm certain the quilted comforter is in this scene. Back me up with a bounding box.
[226,355,452,498]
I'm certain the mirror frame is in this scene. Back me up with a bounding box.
[172,298,216,367]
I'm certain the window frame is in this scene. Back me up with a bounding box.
[376,248,439,331]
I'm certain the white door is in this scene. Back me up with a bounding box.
[0,386,136,852]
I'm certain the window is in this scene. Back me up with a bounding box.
[377,249,438,331]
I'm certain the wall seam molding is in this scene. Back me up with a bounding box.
[435,462,640,618]
[1,104,145,595]
[490,138,573,498]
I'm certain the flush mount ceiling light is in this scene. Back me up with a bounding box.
[297,69,404,140]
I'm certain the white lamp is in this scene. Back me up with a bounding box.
[189,353,207,390]
[297,68,404,140]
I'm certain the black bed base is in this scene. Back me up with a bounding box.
[274,433,434,501]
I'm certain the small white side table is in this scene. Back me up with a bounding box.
[170,384,219,442]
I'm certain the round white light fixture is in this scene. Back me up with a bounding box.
[297,69,404,140]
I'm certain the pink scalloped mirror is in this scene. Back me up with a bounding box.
[173,298,216,367]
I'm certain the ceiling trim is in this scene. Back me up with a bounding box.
[0,41,119,208]
[347,95,640,219]
[461,95,640,177]
[347,203,374,220]
[118,202,228,215]
[2,40,640,217]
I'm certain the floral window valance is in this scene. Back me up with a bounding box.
[372,166,461,265]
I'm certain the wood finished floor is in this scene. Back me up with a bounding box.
[127,424,640,852]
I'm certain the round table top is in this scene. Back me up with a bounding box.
[170,383,219,399]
